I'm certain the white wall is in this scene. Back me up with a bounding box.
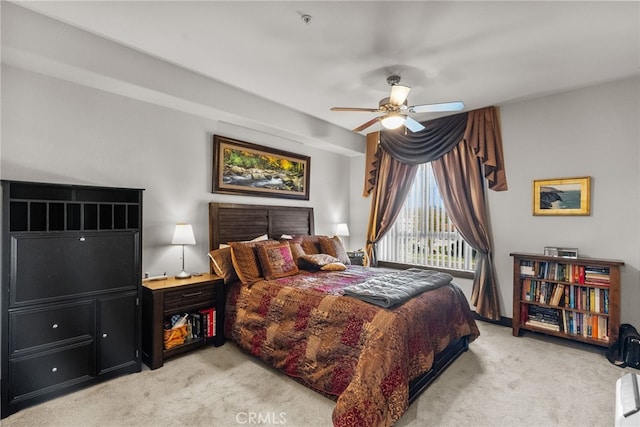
[1,65,352,277]
[494,77,640,327]
[349,76,640,327]
[1,4,360,278]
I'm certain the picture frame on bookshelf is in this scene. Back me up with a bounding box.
[544,246,579,258]
[533,176,590,216]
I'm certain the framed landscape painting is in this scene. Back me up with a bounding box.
[212,135,310,200]
[533,176,590,216]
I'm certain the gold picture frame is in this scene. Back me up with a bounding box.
[212,135,310,200]
[533,176,590,216]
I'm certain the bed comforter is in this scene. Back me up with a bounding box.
[225,266,480,426]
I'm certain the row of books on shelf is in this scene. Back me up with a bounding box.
[519,261,610,285]
[521,280,609,313]
[521,305,609,341]
[164,307,216,346]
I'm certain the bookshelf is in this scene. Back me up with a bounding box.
[511,252,624,347]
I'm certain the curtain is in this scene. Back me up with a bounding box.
[465,107,507,191]
[379,112,468,164]
[364,144,418,266]
[431,141,501,320]
[363,132,379,197]
[363,106,506,319]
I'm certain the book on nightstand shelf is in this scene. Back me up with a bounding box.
[199,307,216,338]
[511,252,623,347]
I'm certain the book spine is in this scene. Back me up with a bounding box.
[210,308,216,337]
[199,309,210,337]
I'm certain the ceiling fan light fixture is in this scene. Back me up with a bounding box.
[389,85,411,105]
[331,75,464,134]
[381,114,405,130]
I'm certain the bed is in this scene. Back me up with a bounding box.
[209,202,479,426]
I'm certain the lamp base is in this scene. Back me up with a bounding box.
[175,270,191,279]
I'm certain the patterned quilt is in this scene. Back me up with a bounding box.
[225,266,480,426]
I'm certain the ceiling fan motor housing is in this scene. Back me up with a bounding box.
[378,97,407,112]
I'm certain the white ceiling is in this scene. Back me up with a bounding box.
[13,1,640,135]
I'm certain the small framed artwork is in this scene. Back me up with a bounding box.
[212,135,310,200]
[533,176,590,216]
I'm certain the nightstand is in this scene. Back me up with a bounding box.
[347,250,364,266]
[141,273,225,370]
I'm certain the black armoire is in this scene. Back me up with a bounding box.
[1,180,143,418]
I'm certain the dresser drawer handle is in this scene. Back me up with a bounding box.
[51,367,58,373]
[182,291,202,298]
[52,323,59,329]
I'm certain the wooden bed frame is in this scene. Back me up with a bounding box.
[208,202,470,403]
[209,202,314,252]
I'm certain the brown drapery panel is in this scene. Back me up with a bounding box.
[364,143,418,266]
[363,132,379,197]
[363,106,506,319]
[431,141,501,320]
[465,107,507,191]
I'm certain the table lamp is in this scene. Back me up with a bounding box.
[172,223,196,279]
[336,223,350,242]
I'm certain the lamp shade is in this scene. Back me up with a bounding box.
[171,223,196,245]
[335,223,350,237]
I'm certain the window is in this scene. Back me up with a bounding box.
[377,162,476,272]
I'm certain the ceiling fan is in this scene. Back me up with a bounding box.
[331,75,464,133]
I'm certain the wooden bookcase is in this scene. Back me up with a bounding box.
[511,252,624,347]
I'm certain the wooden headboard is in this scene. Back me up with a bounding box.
[208,202,314,252]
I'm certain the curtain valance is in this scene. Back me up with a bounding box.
[365,106,507,193]
[379,112,468,165]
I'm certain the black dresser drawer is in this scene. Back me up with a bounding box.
[10,301,94,355]
[163,283,217,314]
[9,342,93,401]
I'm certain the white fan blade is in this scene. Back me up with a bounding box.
[409,101,465,113]
[404,116,425,132]
[389,85,411,106]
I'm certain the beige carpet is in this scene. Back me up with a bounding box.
[1,321,634,427]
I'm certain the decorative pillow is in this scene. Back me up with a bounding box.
[256,242,299,280]
[219,233,269,249]
[288,242,306,264]
[320,262,347,271]
[298,253,341,271]
[230,240,279,284]
[319,235,351,265]
[208,247,238,285]
[296,235,321,255]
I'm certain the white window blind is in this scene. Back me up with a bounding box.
[377,162,475,272]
